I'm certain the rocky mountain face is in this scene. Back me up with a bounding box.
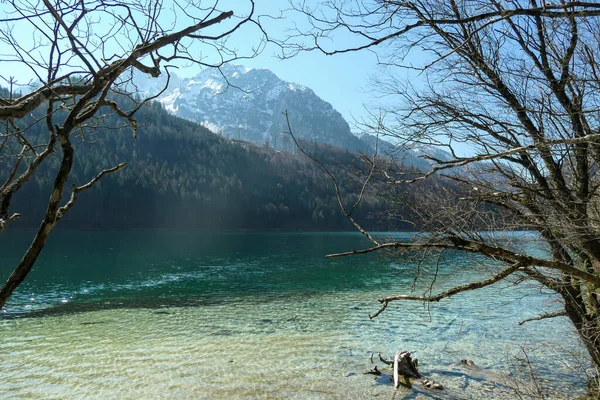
[132,64,451,166]
[133,64,367,152]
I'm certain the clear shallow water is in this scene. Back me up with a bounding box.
[0,231,591,399]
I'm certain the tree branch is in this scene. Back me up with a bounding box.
[283,110,380,246]
[517,311,568,326]
[56,162,127,220]
[328,237,600,286]
[369,262,524,319]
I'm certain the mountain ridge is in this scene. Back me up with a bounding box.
[132,64,452,169]
[134,64,374,153]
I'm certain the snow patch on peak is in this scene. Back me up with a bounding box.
[159,88,181,113]
[201,121,221,134]
[266,82,284,101]
[219,63,252,76]
[287,83,307,92]
[200,79,223,93]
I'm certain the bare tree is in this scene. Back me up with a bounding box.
[0,0,266,309]
[281,0,600,377]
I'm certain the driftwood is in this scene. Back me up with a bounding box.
[364,365,382,376]
[393,351,419,388]
[461,359,475,367]
[368,351,444,391]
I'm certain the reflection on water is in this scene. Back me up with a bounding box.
[0,231,591,399]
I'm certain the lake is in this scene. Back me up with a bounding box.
[0,231,591,399]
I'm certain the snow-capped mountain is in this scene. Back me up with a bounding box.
[132,64,452,167]
[133,64,367,151]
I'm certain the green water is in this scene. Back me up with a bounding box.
[0,232,591,399]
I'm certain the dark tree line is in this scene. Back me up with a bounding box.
[0,0,265,308]
[8,98,397,231]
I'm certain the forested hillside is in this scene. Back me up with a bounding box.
[7,98,404,231]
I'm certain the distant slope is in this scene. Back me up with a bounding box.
[133,64,454,169]
[7,99,405,231]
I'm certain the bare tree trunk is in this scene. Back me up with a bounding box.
[0,227,53,308]
[564,296,600,371]
[0,138,73,309]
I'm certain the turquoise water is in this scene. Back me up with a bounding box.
[0,231,591,399]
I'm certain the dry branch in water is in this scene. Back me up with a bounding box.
[278,0,600,377]
[517,311,568,326]
[368,351,443,391]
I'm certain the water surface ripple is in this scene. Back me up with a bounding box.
[0,231,590,399]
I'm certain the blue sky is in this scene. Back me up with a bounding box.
[0,1,392,130]
[1,1,472,156]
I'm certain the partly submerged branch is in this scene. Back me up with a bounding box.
[517,311,568,326]
[369,262,524,319]
[327,236,600,286]
[0,213,20,233]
